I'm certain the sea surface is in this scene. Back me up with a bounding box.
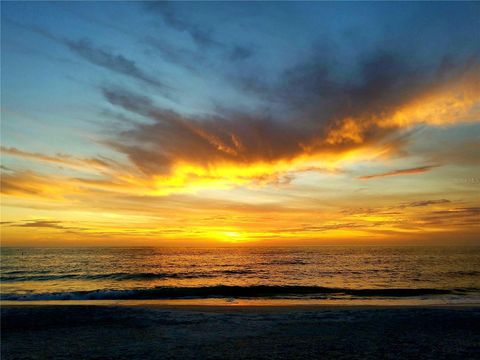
[1,246,479,303]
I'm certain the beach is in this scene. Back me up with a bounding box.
[2,247,479,358]
[2,303,479,360]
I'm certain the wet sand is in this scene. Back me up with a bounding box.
[2,303,479,359]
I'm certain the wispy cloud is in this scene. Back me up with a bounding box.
[357,165,438,180]
[401,199,451,208]
[14,220,69,229]
[8,219,88,234]
[64,38,171,93]
[145,2,254,62]
[6,19,172,95]
[1,146,117,173]
[417,207,480,227]
[147,2,220,49]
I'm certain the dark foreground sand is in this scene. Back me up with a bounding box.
[2,304,479,359]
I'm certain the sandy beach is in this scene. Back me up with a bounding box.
[2,303,479,359]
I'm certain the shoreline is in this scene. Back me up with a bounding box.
[2,297,480,310]
[3,302,479,359]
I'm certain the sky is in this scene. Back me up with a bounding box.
[1,1,479,246]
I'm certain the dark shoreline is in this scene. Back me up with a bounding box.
[2,304,479,359]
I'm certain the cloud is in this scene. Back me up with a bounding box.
[14,220,68,229]
[322,200,479,236]
[228,46,254,62]
[6,19,172,94]
[51,9,208,72]
[145,36,203,71]
[409,124,480,167]
[279,222,367,233]
[357,165,438,180]
[5,18,479,197]
[0,168,105,199]
[103,86,316,178]
[1,146,117,173]
[402,199,451,208]
[101,64,478,192]
[0,171,54,197]
[145,2,253,62]
[251,50,479,128]
[417,207,480,227]
[97,47,479,193]
[102,84,374,194]
[102,81,405,174]
[146,2,220,49]
[9,219,88,233]
[64,38,171,93]
[341,199,453,217]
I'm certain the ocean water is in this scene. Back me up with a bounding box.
[1,246,479,303]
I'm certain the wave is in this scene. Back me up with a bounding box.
[0,270,257,282]
[264,259,309,265]
[2,285,475,301]
[446,270,480,277]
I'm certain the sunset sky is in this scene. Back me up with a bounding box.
[1,2,479,246]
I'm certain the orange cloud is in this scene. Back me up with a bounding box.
[382,65,480,128]
[97,60,480,195]
[357,165,437,180]
[0,146,119,174]
[3,63,477,200]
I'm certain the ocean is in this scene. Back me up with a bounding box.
[1,246,479,304]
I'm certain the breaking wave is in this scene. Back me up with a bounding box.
[2,285,474,301]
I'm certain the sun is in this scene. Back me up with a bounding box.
[219,231,249,243]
